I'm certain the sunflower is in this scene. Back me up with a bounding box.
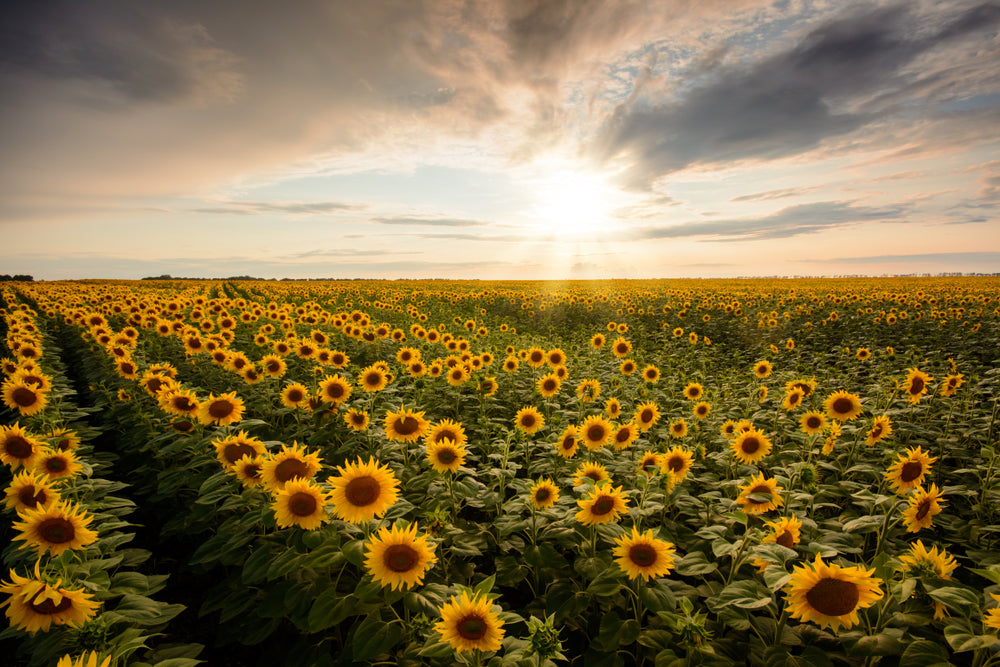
[358,365,389,393]
[526,347,546,368]
[259,442,323,490]
[573,461,610,487]
[939,373,963,397]
[56,651,111,667]
[2,379,47,416]
[637,451,661,476]
[899,540,958,582]
[260,354,287,378]
[365,521,437,591]
[232,455,265,488]
[731,429,772,465]
[502,356,519,373]
[762,515,803,549]
[692,401,711,420]
[0,566,100,634]
[642,365,660,383]
[5,471,60,513]
[12,500,98,556]
[669,419,688,439]
[384,407,430,443]
[426,438,467,474]
[782,388,805,411]
[515,406,545,435]
[446,365,471,387]
[753,360,773,378]
[866,415,893,446]
[634,401,661,432]
[823,391,863,422]
[1,423,44,470]
[903,368,933,404]
[619,359,637,375]
[984,594,1000,630]
[279,382,310,409]
[555,426,579,459]
[786,379,818,398]
[736,472,784,515]
[604,397,622,419]
[329,457,400,524]
[885,446,937,494]
[317,376,352,406]
[613,527,677,581]
[436,591,505,654]
[720,420,738,439]
[197,392,245,426]
[529,478,560,509]
[546,348,567,367]
[478,376,498,396]
[579,414,612,450]
[575,483,629,525]
[272,478,328,530]
[783,554,884,633]
[33,448,81,481]
[591,333,606,349]
[425,419,468,449]
[660,446,694,485]
[902,484,945,533]
[159,388,200,418]
[611,421,639,451]
[536,373,561,398]
[679,382,704,401]
[213,431,266,469]
[10,368,52,392]
[343,408,370,432]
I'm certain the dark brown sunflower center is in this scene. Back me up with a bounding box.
[805,577,860,617]
[561,437,575,450]
[344,476,380,506]
[750,485,771,501]
[288,492,317,517]
[266,360,281,372]
[44,457,66,473]
[534,488,551,502]
[530,352,543,363]
[909,377,925,394]
[19,485,46,509]
[38,517,75,544]
[628,543,657,567]
[4,435,33,459]
[208,400,235,419]
[521,415,536,428]
[146,377,164,393]
[173,420,194,432]
[30,591,74,615]
[543,380,557,391]
[807,416,823,429]
[351,414,366,425]
[223,443,256,464]
[174,397,196,412]
[616,430,631,443]
[832,397,854,414]
[776,531,795,549]
[12,387,38,407]
[384,544,419,572]
[916,499,931,520]
[286,389,304,402]
[587,425,606,441]
[591,496,615,515]
[667,456,684,472]
[741,437,761,454]
[275,458,309,482]
[393,416,421,436]
[325,385,345,399]
[900,461,924,483]
[640,410,653,423]
[789,394,800,405]
[436,449,457,464]
[364,372,381,386]
[457,615,488,640]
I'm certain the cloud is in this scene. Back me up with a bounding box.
[372,216,489,227]
[730,186,824,203]
[191,200,366,215]
[822,251,1000,265]
[589,2,1000,189]
[633,201,906,241]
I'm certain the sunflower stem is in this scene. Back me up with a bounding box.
[874,497,906,557]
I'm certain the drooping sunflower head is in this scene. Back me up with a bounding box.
[613,527,677,581]
[1,568,101,635]
[426,438,467,474]
[514,406,545,435]
[731,428,772,465]
[939,373,964,397]
[528,478,560,510]
[885,446,937,494]
[384,407,430,443]
[11,500,99,556]
[899,540,958,580]
[55,651,111,667]
[329,456,400,524]
[435,591,506,654]
[823,390,863,422]
[783,554,884,633]
[365,521,437,591]
[259,442,323,490]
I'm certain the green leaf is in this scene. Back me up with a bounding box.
[927,586,981,614]
[969,566,1000,585]
[675,551,718,576]
[474,573,496,596]
[944,623,999,653]
[307,590,356,632]
[341,539,365,567]
[898,639,953,667]
[842,515,883,534]
[587,569,624,597]
[710,580,773,611]
[352,615,402,662]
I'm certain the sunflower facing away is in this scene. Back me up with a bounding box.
[823,390,863,422]
[0,564,100,633]
[384,407,430,443]
[365,521,437,591]
[899,540,958,584]
[575,483,629,525]
[903,368,933,404]
[613,527,677,581]
[426,438,467,474]
[902,484,945,533]
[272,478,329,530]
[12,500,99,556]
[329,457,400,524]
[736,472,784,515]
[783,554,884,633]
[730,428,772,465]
[885,446,937,494]
[529,478,560,510]
[435,591,505,654]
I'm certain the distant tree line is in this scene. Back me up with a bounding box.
[0,274,33,281]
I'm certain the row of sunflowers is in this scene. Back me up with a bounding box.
[1,277,999,666]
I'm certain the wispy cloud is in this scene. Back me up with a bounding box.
[372,216,489,227]
[823,251,1000,265]
[192,200,366,215]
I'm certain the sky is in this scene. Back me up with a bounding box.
[1,0,999,280]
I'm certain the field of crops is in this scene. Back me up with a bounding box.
[2,277,999,667]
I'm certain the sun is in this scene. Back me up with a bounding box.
[528,165,622,237]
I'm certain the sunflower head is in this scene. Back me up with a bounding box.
[730,428,772,465]
[365,521,437,591]
[579,414,612,450]
[259,442,323,490]
[783,554,884,633]
[329,456,400,524]
[515,406,545,435]
[384,407,430,443]
[529,478,560,510]
[634,401,661,432]
[11,500,99,556]
[823,390,863,422]
[736,472,784,515]
[426,438,467,474]
[574,482,629,525]
[613,527,677,581]
[903,368,933,404]
[435,591,505,654]
[885,446,937,494]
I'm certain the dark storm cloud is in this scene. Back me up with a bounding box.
[633,201,905,241]
[592,2,1000,189]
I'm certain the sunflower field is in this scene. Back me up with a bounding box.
[1,277,999,667]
